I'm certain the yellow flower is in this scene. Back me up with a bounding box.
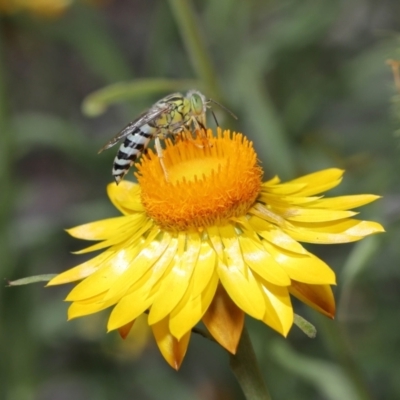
[48,129,384,369]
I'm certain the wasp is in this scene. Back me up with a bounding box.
[98,90,236,184]
[98,90,209,183]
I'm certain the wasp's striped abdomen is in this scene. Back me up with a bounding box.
[112,125,154,184]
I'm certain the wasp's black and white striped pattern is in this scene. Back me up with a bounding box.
[98,90,208,184]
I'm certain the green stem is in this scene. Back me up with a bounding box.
[168,0,220,96]
[229,326,272,400]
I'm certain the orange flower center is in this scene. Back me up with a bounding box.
[136,129,263,231]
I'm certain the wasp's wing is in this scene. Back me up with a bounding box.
[98,103,173,154]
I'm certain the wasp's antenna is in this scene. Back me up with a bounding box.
[209,99,238,120]
[211,110,219,127]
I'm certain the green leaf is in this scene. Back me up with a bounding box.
[82,78,202,117]
[7,274,57,286]
[294,314,317,338]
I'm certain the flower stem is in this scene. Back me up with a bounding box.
[229,326,272,400]
[168,0,220,96]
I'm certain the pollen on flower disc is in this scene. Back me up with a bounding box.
[136,129,263,231]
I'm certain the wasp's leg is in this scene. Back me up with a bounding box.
[155,136,169,181]
[190,119,211,149]
[187,134,205,149]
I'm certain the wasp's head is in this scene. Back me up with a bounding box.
[187,90,208,119]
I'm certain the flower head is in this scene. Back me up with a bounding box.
[48,129,384,369]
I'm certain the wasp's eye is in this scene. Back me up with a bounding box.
[191,93,204,115]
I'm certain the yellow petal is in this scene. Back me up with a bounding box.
[107,181,144,215]
[262,240,336,285]
[107,290,154,331]
[202,284,244,354]
[217,225,266,319]
[250,204,287,228]
[275,207,357,223]
[65,246,141,301]
[120,232,177,287]
[260,279,293,336]
[190,241,217,298]
[258,193,321,206]
[218,262,265,319]
[148,232,201,325]
[238,235,290,286]
[66,214,143,241]
[288,168,344,196]
[47,250,111,285]
[146,236,180,299]
[73,217,152,254]
[206,225,225,261]
[71,291,105,305]
[289,168,344,184]
[262,182,307,195]
[307,195,381,210]
[218,224,247,273]
[264,175,281,185]
[102,231,171,302]
[107,236,180,330]
[249,216,308,255]
[68,296,114,319]
[169,271,219,340]
[262,169,344,197]
[289,281,335,318]
[152,316,190,370]
[284,219,385,244]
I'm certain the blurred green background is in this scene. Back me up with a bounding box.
[1,0,399,399]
